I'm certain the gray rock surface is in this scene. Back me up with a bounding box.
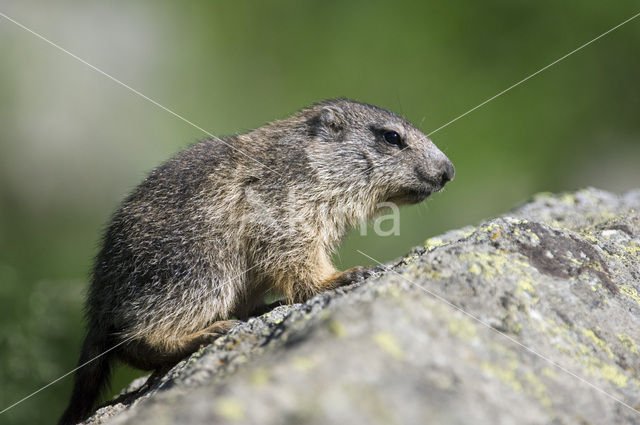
[83,188,640,425]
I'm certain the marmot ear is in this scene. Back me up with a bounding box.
[319,105,346,132]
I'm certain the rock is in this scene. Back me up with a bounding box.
[82,188,640,425]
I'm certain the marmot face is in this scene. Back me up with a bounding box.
[305,99,454,206]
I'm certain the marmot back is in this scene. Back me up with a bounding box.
[58,99,454,424]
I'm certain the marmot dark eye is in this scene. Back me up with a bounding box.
[383,130,402,147]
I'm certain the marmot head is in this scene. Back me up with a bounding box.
[303,99,454,206]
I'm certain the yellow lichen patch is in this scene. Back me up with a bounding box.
[328,320,347,338]
[383,285,404,299]
[481,222,501,232]
[571,344,629,388]
[447,316,477,340]
[620,285,640,306]
[460,228,477,238]
[560,193,575,204]
[292,356,317,372]
[523,371,552,408]
[401,253,421,265]
[622,241,640,256]
[586,360,628,388]
[469,263,482,275]
[406,260,452,280]
[459,252,507,279]
[460,251,543,306]
[432,374,455,389]
[549,220,565,229]
[373,332,405,360]
[525,229,540,242]
[481,343,539,396]
[565,254,583,266]
[541,367,559,379]
[581,329,615,359]
[511,322,523,333]
[584,260,607,274]
[617,334,639,356]
[250,367,270,387]
[544,317,567,335]
[214,397,245,421]
[540,322,632,389]
[530,316,571,351]
[537,319,637,388]
[460,252,532,282]
[425,237,444,251]
[517,278,536,296]
[481,361,523,392]
[427,270,441,279]
[582,233,600,244]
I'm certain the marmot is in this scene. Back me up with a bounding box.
[58,99,454,424]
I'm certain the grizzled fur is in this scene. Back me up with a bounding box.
[59,99,454,425]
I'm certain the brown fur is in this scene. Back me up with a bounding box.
[58,99,454,424]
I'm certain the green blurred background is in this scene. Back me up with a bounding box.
[1,1,639,424]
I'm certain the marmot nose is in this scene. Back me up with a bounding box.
[438,160,455,187]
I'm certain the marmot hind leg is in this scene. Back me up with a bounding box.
[248,300,286,317]
[119,320,241,371]
[323,265,386,288]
